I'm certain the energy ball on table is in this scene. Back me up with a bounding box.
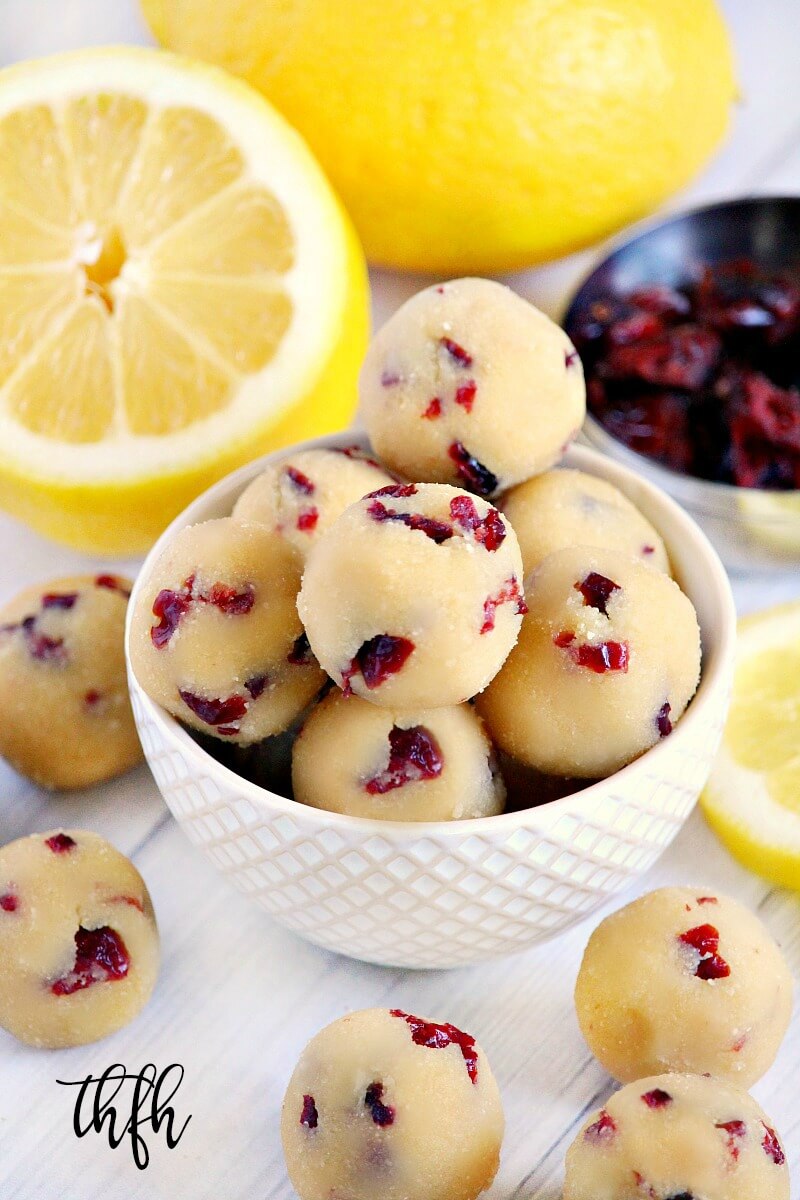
[564,1073,789,1200]
[0,574,141,789]
[500,469,670,577]
[575,886,793,1087]
[281,1007,504,1200]
[0,830,159,1048]
[292,690,505,821]
[477,547,700,777]
[360,278,585,496]
[298,483,526,708]
[232,445,394,557]
[130,518,325,743]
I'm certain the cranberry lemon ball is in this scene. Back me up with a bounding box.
[298,483,526,708]
[575,887,793,1087]
[292,690,505,821]
[477,546,701,778]
[0,574,141,789]
[232,445,394,558]
[130,517,325,743]
[281,1007,504,1200]
[0,830,159,1048]
[360,278,585,495]
[500,469,670,577]
[564,1073,789,1200]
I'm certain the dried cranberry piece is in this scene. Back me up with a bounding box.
[151,581,193,648]
[337,445,388,473]
[762,1123,785,1165]
[364,1082,395,1127]
[482,577,527,634]
[390,1009,478,1084]
[343,635,415,694]
[41,592,78,610]
[84,689,103,708]
[367,499,453,544]
[179,690,248,729]
[0,892,18,912]
[95,574,131,598]
[716,1119,747,1161]
[46,833,76,854]
[554,631,629,673]
[297,507,319,532]
[695,259,800,346]
[300,1095,318,1129]
[285,466,315,494]
[584,1110,617,1143]
[607,311,666,346]
[288,632,313,665]
[574,572,620,615]
[629,285,692,319]
[602,326,721,391]
[367,483,418,500]
[51,926,129,996]
[449,495,506,551]
[207,583,255,616]
[565,348,580,367]
[448,442,498,496]
[244,674,268,700]
[679,923,731,980]
[737,371,800,452]
[656,702,673,737]
[423,397,442,419]
[365,726,443,794]
[440,336,473,367]
[454,380,477,412]
[641,1089,672,1109]
[19,615,67,664]
[697,895,718,905]
[599,393,694,474]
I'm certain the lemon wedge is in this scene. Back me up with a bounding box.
[702,601,800,890]
[0,48,368,554]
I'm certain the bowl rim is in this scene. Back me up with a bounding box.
[126,432,737,840]
[561,193,800,506]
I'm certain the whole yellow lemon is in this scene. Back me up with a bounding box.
[142,0,737,274]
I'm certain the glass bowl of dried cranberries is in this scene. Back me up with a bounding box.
[564,196,800,572]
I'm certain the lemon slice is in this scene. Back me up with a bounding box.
[702,601,800,890]
[0,48,368,554]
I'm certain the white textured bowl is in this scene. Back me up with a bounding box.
[127,435,736,968]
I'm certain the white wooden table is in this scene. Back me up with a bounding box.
[0,3,798,1197]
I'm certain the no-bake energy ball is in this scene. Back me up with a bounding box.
[477,547,701,777]
[575,887,793,1087]
[298,483,526,708]
[0,830,159,1048]
[281,1007,504,1200]
[130,518,325,743]
[500,469,670,577]
[0,574,141,789]
[232,445,394,557]
[292,690,505,821]
[564,1073,789,1200]
[360,278,585,496]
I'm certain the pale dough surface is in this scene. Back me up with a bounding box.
[564,1072,789,1200]
[233,446,394,558]
[574,886,793,1086]
[292,690,505,821]
[477,546,701,776]
[0,830,159,1049]
[0,574,141,790]
[130,518,325,744]
[281,1007,504,1200]
[298,483,525,708]
[360,278,585,494]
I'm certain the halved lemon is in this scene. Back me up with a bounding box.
[701,601,800,890]
[0,48,368,554]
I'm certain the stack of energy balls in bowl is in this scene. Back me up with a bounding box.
[130,277,703,822]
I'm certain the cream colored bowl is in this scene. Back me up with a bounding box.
[126,435,736,968]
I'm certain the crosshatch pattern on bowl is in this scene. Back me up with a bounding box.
[126,434,736,969]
